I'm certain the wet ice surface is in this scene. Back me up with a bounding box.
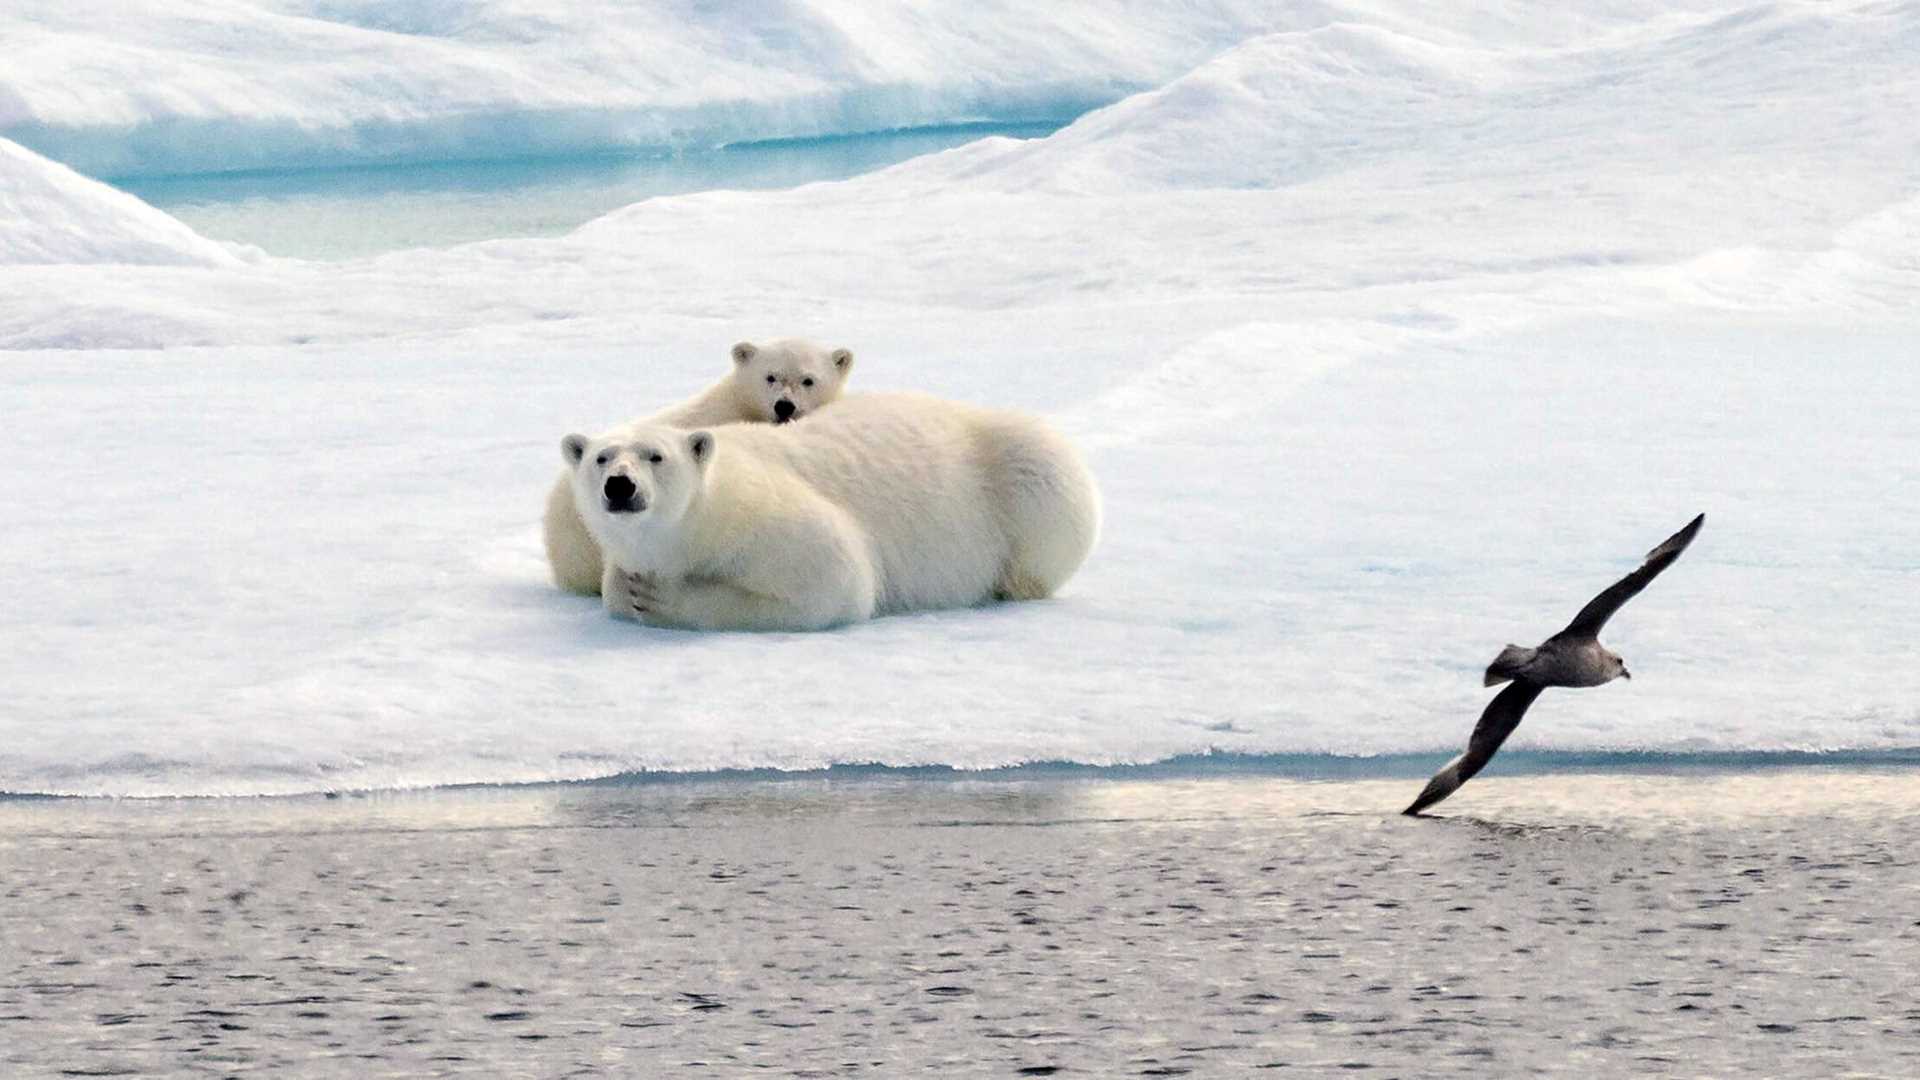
[4,772,1918,1076]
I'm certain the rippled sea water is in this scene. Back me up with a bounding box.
[3,771,1917,1076]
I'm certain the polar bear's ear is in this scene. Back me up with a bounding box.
[830,347,853,372]
[562,433,590,466]
[731,341,758,365]
[687,430,715,467]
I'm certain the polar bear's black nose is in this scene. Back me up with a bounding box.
[773,399,797,423]
[603,475,641,512]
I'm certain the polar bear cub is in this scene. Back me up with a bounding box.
[562,392,1101,632]
[543,338,854,596]
[686,338,855,428]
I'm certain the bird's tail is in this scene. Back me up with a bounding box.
[1403,755,1466,816]
[1484,644,1536,687]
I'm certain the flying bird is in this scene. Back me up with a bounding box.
[1403,512,1706,816]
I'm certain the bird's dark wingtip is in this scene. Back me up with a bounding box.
[1646,511,1707,561]
[1402,790,1443,816]
[1402,774,1456,817]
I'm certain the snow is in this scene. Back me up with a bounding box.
[1,1,1917,796]
[0,138,251,267]
[0,0,1288,178]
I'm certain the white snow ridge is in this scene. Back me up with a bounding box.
[0,0,1288,177]
[0,1,1916,795]
[0,138,248,267]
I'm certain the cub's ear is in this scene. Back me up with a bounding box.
[562,433,590,466]
[731,341,758,365]
[687,430,715,466]
[830,347,853,371]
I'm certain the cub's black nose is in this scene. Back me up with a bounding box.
[773,399,797,423]
[603,475,638,511]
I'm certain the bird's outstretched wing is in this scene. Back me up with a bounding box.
[1403,681,1545,816]
[1558,513,1705,639]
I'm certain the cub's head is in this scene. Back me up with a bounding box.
[729,338,853,424]
[562,427,714,533]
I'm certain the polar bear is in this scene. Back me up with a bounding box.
[681,338,856,428]
[561,392,1101,632]
[543,339,854,595]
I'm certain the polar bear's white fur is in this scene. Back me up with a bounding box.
[543,339,853,595]
[689,338,856,428]
[561,392,1101,632]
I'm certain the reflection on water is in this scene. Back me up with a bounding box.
[113,122,1063,259]
[6,769,1918,839]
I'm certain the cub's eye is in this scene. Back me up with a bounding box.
[765,374,777,384]
[801,377,815,388]
[595,452,610,466]
[648,453,663,464]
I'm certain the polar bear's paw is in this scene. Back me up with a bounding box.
[605,570,662,621]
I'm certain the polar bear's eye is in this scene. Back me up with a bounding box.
[765,374,777,384]
[595,452,609,466]
[648,453,663,464]
[801,377,815,388]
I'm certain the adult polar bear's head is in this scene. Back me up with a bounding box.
[730,338,853,424]
[562,426,714,540]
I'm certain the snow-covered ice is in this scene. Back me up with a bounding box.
[1,1,1915,795]
[0,0,1286,177]
[0,139,253,268]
